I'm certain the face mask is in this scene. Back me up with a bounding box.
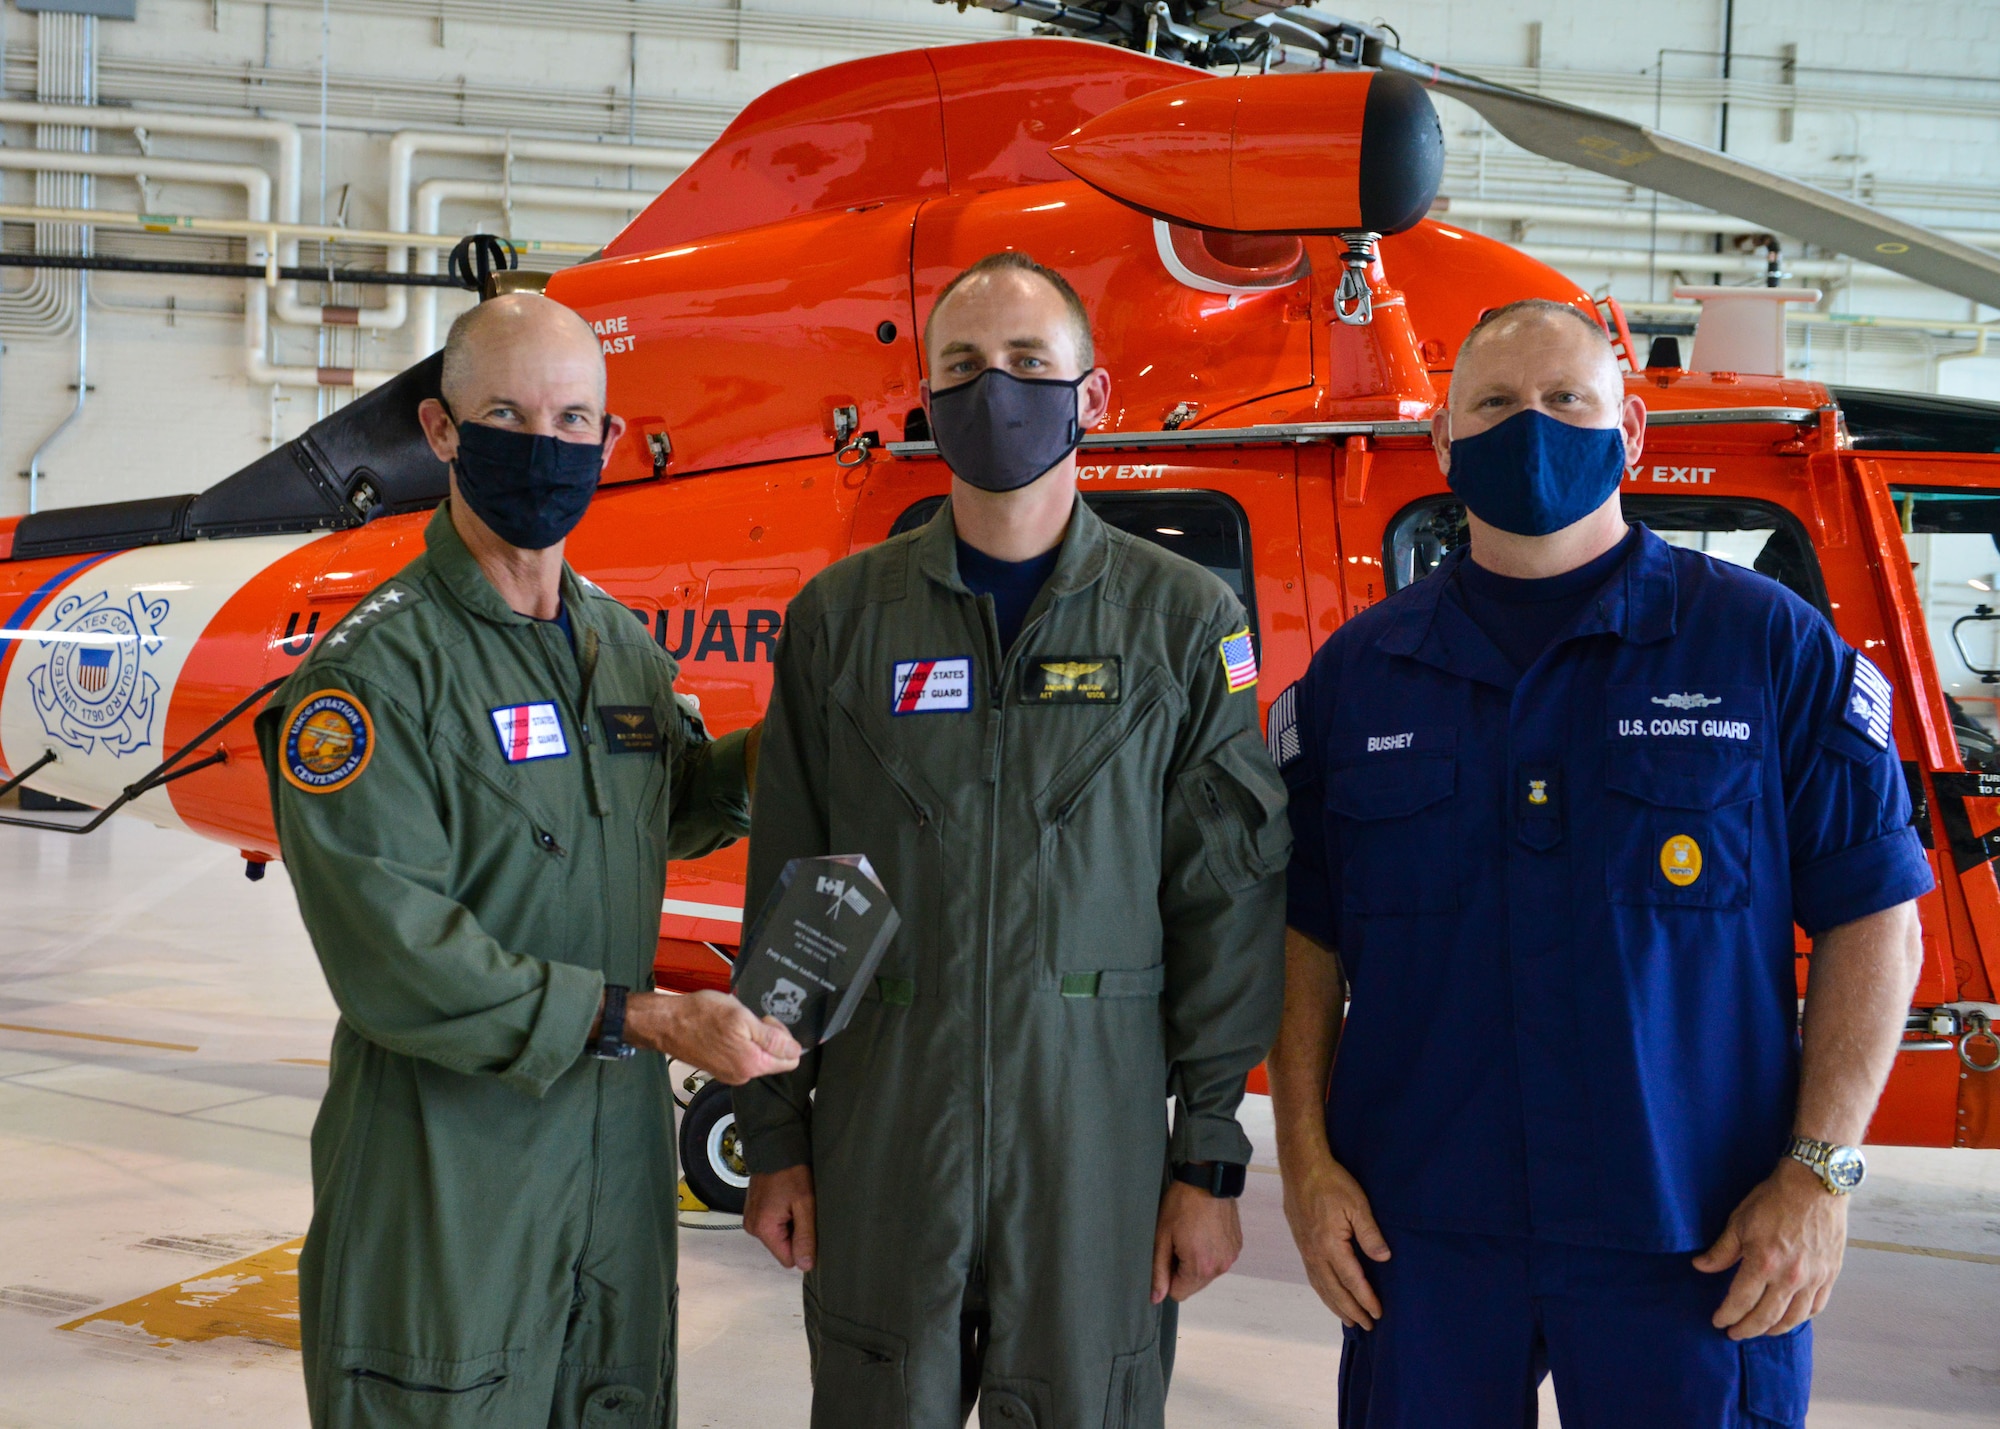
[1445,408,1628,538]
[445,404,606,550]
[928,368,1085,493]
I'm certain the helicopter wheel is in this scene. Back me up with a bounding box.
[679,1079,750,1216]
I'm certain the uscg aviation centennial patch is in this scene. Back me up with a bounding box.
[282,690,374,793]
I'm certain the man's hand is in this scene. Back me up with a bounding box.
[744,1164,817,1271]
[625,989,801,1084]
[1694,1158,1848,1339]
[1281,1151,1391,1329]
[1151,1179,1242,1304]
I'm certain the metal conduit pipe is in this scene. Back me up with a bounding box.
[410,175,669,355]
[0,100,377,330]
[387,131,693,349]
[1435,196,2000,252]
[0,148,385,389]
[1522,243,1892,283]
[25,269,85,515]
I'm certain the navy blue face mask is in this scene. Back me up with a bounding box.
[445,404,607,551]
[1445,408,1629,538]
[928,368,1085,493]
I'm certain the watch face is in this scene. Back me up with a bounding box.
[1826,1145,1867,1190]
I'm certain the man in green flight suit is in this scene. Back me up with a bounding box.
[257,292,801,1429]
[737,252,1290,1428]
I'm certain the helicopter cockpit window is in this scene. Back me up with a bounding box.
[1384,495,1831,619]
[890,489,1256,633]
[1889,489,2000,771]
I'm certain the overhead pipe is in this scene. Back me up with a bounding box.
[410,175,665,354]
[24,271,87,515]
[1433,195,2000,252]
[389,130,692,353]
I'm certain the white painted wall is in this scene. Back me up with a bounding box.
[0,0,1993,518]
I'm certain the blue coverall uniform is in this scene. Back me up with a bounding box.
[1273,525,1934,1427]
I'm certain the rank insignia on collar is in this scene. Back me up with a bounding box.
[282,689,373,794]
[1023,656,1122,705]
[598,705,662,754]
[1220,628,1258,693]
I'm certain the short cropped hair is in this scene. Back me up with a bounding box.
[437,297,604,412]
[1460,298,1611,362]
[923,251,1095,369]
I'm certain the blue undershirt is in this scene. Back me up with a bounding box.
[538,601,576,653]
[1448,526,1637,673]
[956,539,1060,653]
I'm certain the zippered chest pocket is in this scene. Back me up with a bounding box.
[1602,745,1762,910]
[1324,737,1459,916]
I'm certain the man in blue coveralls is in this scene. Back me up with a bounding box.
[1265,298,1932,1427]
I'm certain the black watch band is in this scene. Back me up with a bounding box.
[1171,1161,1247,1199]
[592,984,638,1061]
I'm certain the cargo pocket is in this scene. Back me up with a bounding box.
[580,1382,647,1428]
[1740,1322,1812,1428]
[1324,745,1458,915]
[1180,727,1292,893]
[337,1345,516,1426]
[1603,746,1761,910]
[1103,1339,1166,1429]
[807,1303,909,1429]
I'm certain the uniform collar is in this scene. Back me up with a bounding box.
[915,492,1111,600]
[1376,523,1679,681]
[424,500,590,629]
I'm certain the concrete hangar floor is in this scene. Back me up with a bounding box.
[0,812,1996,1428]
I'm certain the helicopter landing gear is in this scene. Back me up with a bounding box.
[678,1077,750,1216]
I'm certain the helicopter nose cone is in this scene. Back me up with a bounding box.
[1049,69,1442,238]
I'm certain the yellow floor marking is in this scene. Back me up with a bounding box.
[1848,1238,2000,1266]
[276,1058,328,1066]
[61,1238,304,1350]
[0,1021,198,1053]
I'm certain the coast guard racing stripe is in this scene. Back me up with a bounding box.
[892,658,973,715]
[1843,653,1894,750]
[1220,628,1258,693]
[491,702,569,762]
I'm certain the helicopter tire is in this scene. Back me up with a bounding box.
[679,1078,750,1216]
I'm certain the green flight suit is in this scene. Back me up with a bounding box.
[733,499,1289,1429]
[255,503,749,1429]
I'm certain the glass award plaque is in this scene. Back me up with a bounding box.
[732,854,900,1048]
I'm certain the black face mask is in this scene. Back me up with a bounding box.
[444,403,606,550]
[928,368,1085,493]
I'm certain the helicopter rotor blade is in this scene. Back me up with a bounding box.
[1382,54,2000,309]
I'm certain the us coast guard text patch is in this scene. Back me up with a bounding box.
[491,702,569,762]
[892,658,973,715]
[1842,654,1894,750]
[281,689,373,793]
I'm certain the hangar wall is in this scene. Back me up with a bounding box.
[0,0,1993,519]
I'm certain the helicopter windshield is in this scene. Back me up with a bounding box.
[1890,489,2000,771]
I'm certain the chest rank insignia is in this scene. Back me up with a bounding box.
[1660,833,1703,887]
[1528,779,1549,805]
[282,689,374,794]
[597,705,662,754]
[1023,656,1123,705]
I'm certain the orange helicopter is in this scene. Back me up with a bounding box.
[1,14,1998,1210]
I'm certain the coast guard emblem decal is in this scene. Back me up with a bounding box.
[25,590,169,757]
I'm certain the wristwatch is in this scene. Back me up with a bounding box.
[591,984,638,1061]
[1171,1161,1247,1199]
[1785,1135,1866,1195]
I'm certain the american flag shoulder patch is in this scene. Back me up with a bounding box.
[1266,682,1302,768]
[1841,652,1894,751]
[1220,627,1258,693]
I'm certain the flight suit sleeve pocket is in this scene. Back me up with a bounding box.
[1739,1323,1811,1427]
[1604,747,1762,910]
[1180,728,1292,893]
[806,1302,909,1429]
